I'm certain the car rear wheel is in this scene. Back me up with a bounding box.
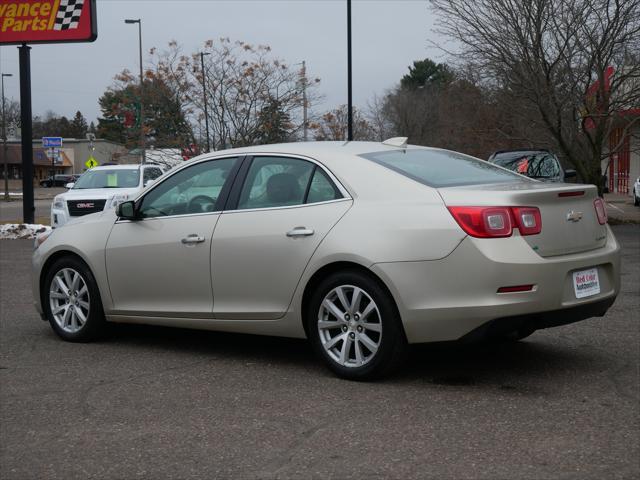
[44,256,106,342]
[306,270,407,380]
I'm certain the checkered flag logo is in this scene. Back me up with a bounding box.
[53,0,85,31]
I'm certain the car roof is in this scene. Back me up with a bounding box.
[491,149,552,157]
[186,141,462,169]
[88,164,141,171]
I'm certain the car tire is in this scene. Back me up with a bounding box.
[43,256,106,342]
[306,270,407,380]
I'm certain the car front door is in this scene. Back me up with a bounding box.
[211,155,352,320]
[105,157,241,318]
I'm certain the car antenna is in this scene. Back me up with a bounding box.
[382,137,408,149]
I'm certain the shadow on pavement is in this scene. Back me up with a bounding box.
[99,322,601,388]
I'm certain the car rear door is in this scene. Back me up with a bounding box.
[105,156,241,318]
[211,155,352,320]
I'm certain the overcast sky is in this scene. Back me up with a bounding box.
[0,0,443,124]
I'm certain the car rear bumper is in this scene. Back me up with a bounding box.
[458,295,616,342]
[370,225,621,344]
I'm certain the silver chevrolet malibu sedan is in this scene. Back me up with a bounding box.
[32,140,620,379]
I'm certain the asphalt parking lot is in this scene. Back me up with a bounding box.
[0,225,638,480]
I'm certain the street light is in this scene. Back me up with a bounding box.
[2,73,13,201]
[200,51,211,153]
[124,18,145,163]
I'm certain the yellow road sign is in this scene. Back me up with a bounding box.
[85,156,98,169]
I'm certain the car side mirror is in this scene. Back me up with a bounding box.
[564,169,577,179]
[65,182,75,189]
[116,200,138,220]
[144,179,156,187]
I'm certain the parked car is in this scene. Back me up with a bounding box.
[39,174,74,188]
[634,177,640,206]
[33,140,620,380]
[49,164,164,228]
[488,149,577,182]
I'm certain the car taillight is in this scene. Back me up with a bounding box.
[594,198,607,225]
[512,207,542,235]
[447,206,542,238]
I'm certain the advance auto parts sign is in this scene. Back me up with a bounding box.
[0,0,97,45]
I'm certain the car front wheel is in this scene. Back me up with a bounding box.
[306,270,407,380]
[43,256,106,342]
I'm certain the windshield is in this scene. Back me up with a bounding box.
[491,152,560,178]
[360,148,525,188]
[73,169,140,189]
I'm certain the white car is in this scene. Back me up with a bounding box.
[33,140,620,380]
[633,176,640,206]
[51,164,164,228]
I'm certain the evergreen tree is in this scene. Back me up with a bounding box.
[97,77,193,149]
[69,111,88,138]
[400,59,454,90]
[257,98,293,144]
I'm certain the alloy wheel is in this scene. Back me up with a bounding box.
[317,285,383,368]
[49,268,91,334]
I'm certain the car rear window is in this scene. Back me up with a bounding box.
[491,152,560,178]
[359,149,525,188]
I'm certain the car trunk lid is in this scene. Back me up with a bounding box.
[437,182,607,257]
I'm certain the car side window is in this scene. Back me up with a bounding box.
[143,167,163,184]
[237,157,315,210]
[139,157,238,218]
[306,168,342,204]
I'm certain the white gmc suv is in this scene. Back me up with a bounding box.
[51,164,164,228]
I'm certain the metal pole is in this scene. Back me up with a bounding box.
[347,0,353,141]
[2,73,12,201]
[302,61,308,142]
[137,21,145,164]
[19,44,34,224]
[200,52,210,153]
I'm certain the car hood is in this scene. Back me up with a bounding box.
[63,206,118,228]
[62,187,141,199]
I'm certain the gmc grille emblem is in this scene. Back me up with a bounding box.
[566,210,583,222]
[77,203,95,209]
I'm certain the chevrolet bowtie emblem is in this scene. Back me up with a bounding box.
[566,210,583,222]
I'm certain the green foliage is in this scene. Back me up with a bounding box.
[69,111,88,138]
[32,110,88,139]
[400,59,454,89]
[257,98,293,144]
[97,76,194,149]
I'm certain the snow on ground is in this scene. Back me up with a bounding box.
[0,224,51,240]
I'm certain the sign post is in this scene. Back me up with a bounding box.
[19,45,34,223]
[43,137,63,182]
[1,1,97,223]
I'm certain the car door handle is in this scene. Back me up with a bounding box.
[286,227,315,237]
[181,234,205,245]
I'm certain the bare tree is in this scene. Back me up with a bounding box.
[430,0,640,192]
[312,105,376,141]
[151,39,322,150]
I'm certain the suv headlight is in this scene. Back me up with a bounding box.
[52,196,65,209]
[108,193,129,209]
